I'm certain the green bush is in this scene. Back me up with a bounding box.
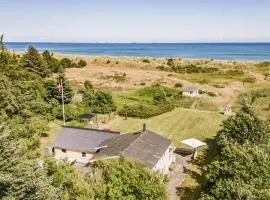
[243,76,256,83]
[153,88,167,104]
[142,59,150,63]
[255,61,270,69]
[212,84,225,88]
[84,80,93,90]
[83,90,116,114]
[118,103,174,118]
[56,104,80,121]
[60,57,72,68]
[171,64,218,74]
[174,83,183,88]
[77,59,87,67]
[207,91,217,97]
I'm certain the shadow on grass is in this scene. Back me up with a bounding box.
[178,138,218,200]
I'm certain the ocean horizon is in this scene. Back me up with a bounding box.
[5,42,270,61]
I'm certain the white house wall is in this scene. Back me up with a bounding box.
[152,146,174,174]
[54,148,93,164]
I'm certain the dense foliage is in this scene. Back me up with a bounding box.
[201,103,270,199]
[45,74,74,104]
[83,90,117,114]
[118,84,193,118]
[0,38,167,199]
[86,156,168,200]
[0,123,59,200]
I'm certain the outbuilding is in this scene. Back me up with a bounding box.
[182,86,200,97]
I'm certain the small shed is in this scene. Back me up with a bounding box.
[182,86,200,97]
[79,113,96,128]
[79,113,96,120]
[224,104,232,115]
[181,138,206,159]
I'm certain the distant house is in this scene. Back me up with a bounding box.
[53,125,175,174]
[182,86,200,97]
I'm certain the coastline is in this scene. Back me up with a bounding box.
[7,42,270,62]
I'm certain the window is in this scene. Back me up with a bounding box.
[82,152,86,158]
[62,149,66,153]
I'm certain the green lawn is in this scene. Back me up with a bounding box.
[107,107,225,199]
[108,107,225,147]
[42,106,225,199]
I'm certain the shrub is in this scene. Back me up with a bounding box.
[167,58,174,66]
[174,83,182,88]
[56,104,80,121]
[87,156,167,200]
[140,82,146,86]
[171,64,218,74]
[244,76,256,83]
[207,91,217,97]
[153,88,167,104]
[106,60,110,64]
[256,61,270,69]
[142,59,150,63]
[84,80,93,90]
[156,65,166,70]
[118,103,174,118]
[212,84,225,88]
[77,59,87,67]
[60,58,72,68]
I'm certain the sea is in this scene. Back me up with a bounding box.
[5,42,270,61]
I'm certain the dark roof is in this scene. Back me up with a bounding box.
[94,130,172,169]
[182,86,200,92]
[54,126,120,153]
[79,113,96,119]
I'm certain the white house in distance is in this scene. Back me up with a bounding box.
[182,86,200,97]
[53,125,175,174]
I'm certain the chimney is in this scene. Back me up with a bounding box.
[143,123,146,131]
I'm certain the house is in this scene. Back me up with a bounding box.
[53,125,175,174]
[182,86,200,97]
[54,126,120,164]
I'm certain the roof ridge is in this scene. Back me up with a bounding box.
[121,131,145,153]
[62,126,120,134]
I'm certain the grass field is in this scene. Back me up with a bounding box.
[108,107,225,147]
[107,107,226,199]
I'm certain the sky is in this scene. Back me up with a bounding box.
[1,0,270,42]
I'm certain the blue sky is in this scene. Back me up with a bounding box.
[1,0,270,42]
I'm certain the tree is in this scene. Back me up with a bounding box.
[153,87,167,104]
[42,50,61,73]
[44,74,73,104]
[216,102,270,146]
[21,46,49,77]
[86,156,168,200]
[201,102,270,200]
[60,57,72,68]
[0,34,6,51]
[0,124,60,200]
[83,90,116,114]
[45,157,94,199]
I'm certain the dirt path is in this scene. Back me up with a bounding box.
[167,153,192,200]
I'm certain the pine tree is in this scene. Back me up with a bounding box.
[0,123,60,200]
[21,46,49,77]
[44,73,73,104]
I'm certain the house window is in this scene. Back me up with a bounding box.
[62,149,66,153]
[82,152,86,158]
